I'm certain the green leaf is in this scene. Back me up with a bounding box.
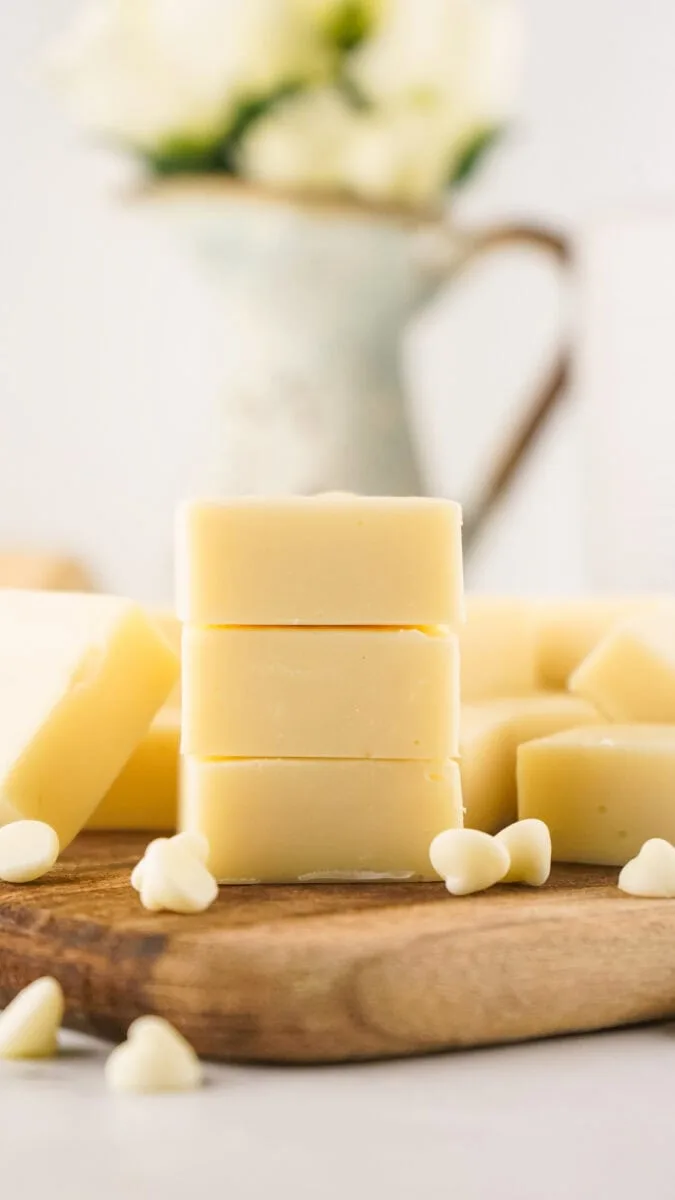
[147,139,229,176]
[219,84,303,170]
[326,2,372,52]
[450,126,503,188]
[147,83,303,177]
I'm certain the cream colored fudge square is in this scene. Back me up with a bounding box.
[460,693,600,833]
[176,495,463,628]
[87,708,180,831]
[152,610,181,709]
[0,591,178,847]
[180,757,463,883]
[88,611,182,831]
[536,596,669,688]
[182,626,459,760]
[460,597,539,700]
[517,725,675,866]
[570,609,675,722]
[460,704,513,834]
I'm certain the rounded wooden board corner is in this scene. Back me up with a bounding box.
[0,833,673,1063]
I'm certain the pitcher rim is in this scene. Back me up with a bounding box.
[132,175,444,228]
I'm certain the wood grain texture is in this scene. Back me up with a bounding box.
[0,832,673,1063]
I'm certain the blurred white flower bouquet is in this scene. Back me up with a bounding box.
[53,0,520,209]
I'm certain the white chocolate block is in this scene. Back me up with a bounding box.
[176,495,463,628]
[152,610,181,709]
[570,609,675,722]
[182,626,459,760]
[460,693,600,833]
[0,591,178,847]
[87,709,180,831]
[536,596,668,688]
[518,725,675,865]
[88,611,182,831]
[180,758,463,883]
[460,597,539,700]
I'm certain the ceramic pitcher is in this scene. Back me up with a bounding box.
[149,181,567,552]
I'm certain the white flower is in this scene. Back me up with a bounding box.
[50,0,329,153]
[52,0,520,195]
[239,88,355,193]
[351,0,522,126]
[241,88,468,208]
[340,109,457,206]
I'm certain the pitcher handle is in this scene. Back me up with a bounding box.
[426,222,570,554]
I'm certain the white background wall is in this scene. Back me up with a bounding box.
[1,1,674,602]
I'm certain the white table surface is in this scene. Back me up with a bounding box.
[2,1024,672,1199]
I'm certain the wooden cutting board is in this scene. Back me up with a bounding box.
[0,831,674,1063]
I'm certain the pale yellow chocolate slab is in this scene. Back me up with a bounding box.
[461,693,600,833]
[87,708,180,831]
[0,591,178,847]
[518,725,675,865]
[87,611,181,830]
[180,757,462,883]
[461,596,539,700]
[536,596,669,688]
[570,609,675,722]
[152,610,181,709]
[182,626,458,760]
[152,610,181,656]
[176,495,463,628]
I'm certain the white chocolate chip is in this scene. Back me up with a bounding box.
[429,828,510,895]
[0,977,64,1059]
[130,859,145,892]
[131,832,209,892]
[171,831,209,861]
[496,819,552,886]
[0,821,59,883]
[130,837,168,892]
[105,1015,203,1093]
[618,838,675,897]
[139,838,217,914]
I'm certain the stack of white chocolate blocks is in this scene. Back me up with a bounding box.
[176,496,464,883]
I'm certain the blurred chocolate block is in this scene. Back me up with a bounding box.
[0,552,93,592]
